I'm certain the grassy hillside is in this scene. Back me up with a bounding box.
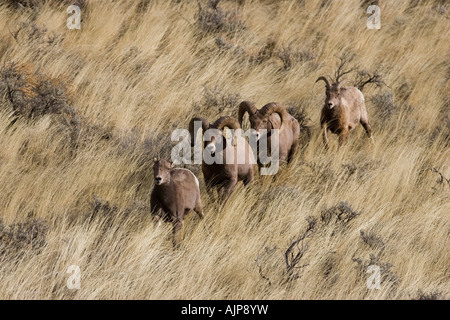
[0,0,448,299]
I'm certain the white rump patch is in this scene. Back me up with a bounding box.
[357,89,365,102]
[176,168,200,189]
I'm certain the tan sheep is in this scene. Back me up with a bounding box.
[316,76,374,147]
[238,101,300,169]
[189,116,256,200]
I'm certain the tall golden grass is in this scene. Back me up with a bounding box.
[0,0,448,299]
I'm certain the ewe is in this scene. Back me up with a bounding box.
[151,158,203,246]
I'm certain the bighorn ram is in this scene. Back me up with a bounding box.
[316,76,374,146]
[238,101,300,168]
[151,158,203,246]
[189,116,256,200]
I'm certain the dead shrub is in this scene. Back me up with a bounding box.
[135,0,151,14]
[342,159,382,180]
[0,218,48,259]
[9,21,65,61]
[191,85,241,120]
[275,44,315,71]
[255,216,317,287]
[331,52,388,92]
[4,0,86,9]
[321,201,360,226]
[360,229,385,250]
[284,216,317,281]
[430,105,450,147]
[354,69,386,92]
[333,51,357,83]
[196,0,247,34]
[255,203,362,288]
[215,37,277,66]
[286,102,312,145]
[215,36,252,62]
[414,289,446,300]
[0,61,82,142]
[370,91,398,121]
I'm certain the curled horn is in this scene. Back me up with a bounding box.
[315,76,331,89]
[259,102,288,131]
[189,117,210,147]
[212,116,241,130]
[238,101,257,127]
[212,116,241,146]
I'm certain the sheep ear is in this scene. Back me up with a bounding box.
[337,79,349,89]
[169,162,174,168]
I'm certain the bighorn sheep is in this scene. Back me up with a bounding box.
[150,158,203,246]
[238,101,300,168]
[316,76,374,146]
[189,116,256,200]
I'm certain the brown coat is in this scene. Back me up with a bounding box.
[151,159,203,246]
[238,101,301,167]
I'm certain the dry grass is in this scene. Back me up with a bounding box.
[0,0,448,299]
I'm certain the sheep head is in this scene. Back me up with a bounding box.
[189,116,240,156]
[238,101,285,141]
[316,76,349,110]
[205,116,241,154]
[258,102,288,133]
[153,158,173,185]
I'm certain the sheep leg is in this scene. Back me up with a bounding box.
[360,119,374,144]
[287,140,298,164]
[194,197,204,219]
[288,122,300,163]
[219,178,237,202]
[338,129,348,147]
[322,123,329,148]
[151,204,164,227]
[243,170,254,186]
[154,213,162,227]
[172,217,184,247]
